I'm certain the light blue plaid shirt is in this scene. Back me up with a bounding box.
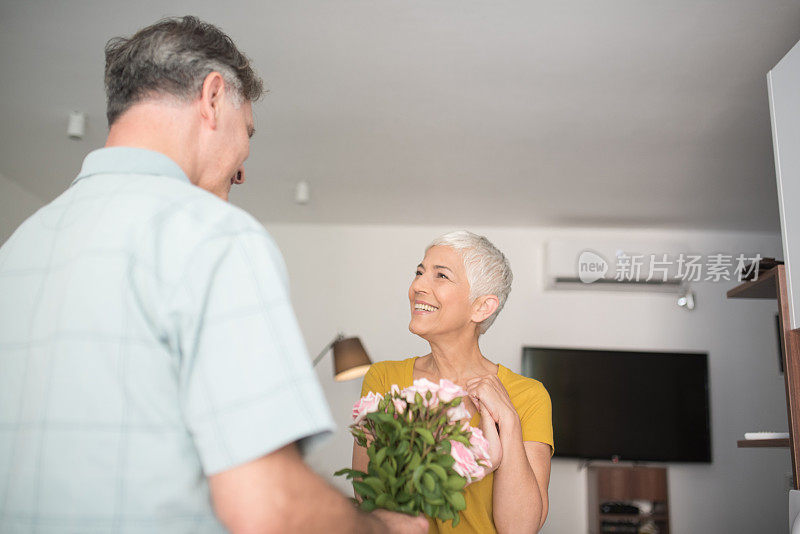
[0,147,335,533]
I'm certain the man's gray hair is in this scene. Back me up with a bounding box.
[428,230,512,334]
[104,16,264,126]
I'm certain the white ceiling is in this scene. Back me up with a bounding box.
[1,0,798,231]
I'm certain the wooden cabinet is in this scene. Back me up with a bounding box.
[588,465,669,534]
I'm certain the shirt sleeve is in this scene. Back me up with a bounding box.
[165,227,335,475]
[519,381,555,456]
[360,362,386,397]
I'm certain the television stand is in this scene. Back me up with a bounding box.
[587,463,670,534]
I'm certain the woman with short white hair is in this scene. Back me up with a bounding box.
[353,230,554,533]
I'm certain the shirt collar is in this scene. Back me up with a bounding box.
[72,147,191,186]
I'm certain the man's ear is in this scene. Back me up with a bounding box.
[471,294,499,324]
[199,72,225,129]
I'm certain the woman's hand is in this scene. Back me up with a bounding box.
[465,375,520,429]
[474,397,503,471]
[465,375,520,471]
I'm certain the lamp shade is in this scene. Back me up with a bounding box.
[332,337,372,381]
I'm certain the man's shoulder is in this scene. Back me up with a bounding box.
[148,180,265,237]
[116,177,273,259]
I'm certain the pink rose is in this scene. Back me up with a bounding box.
[446,403,471,422]
[413,378,439,397]
[403,378,441,408]
[468,427,492,466]
[437,379,467,403]
[449,440,486,484]
[402,385,419,404]
[392,397,407,415]
[352,391,383,424]
[390,384,401,397]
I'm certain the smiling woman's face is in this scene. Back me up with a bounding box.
[408,245,474,338]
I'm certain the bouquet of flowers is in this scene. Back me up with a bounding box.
[335,378,492,527]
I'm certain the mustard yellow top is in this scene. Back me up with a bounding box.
[359,357,554,534]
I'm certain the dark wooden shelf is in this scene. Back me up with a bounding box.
[589,466,670,534]
[727,267,779,299]
[737,438,790,448]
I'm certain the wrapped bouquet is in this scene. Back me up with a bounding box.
[335,378,492,527]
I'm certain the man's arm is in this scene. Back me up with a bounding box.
[210,442,428,534]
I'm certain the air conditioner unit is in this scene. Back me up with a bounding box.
[544,238,689,292]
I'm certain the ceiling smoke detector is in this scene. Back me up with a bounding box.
[294,181,310,205]
[67,111,86,140]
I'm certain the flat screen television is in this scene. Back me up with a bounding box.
[522,346,711,463]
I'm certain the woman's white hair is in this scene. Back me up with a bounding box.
[427,230,512,334]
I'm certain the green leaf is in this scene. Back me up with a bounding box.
[445,491,466,511]
[435,454,455,468]
[362,477,386,493]
[417,428,435,445]
[389,475,404,494]
[428,463,447,482]
[412,465,425,492]
[425,494,445,506]
[422,472,435,492]
[444,475,466,491]
[368,412,393,425]
[395,440,409,456]
[333,468,367,480]
[360,499,377,513]
[353,481,376,499]
[422,501,434,517]
[375,493,393,508]
[453,435,470,446]
[408,452,422,472]
[387,455,397,475]
[374,447,388,467]
[372,463,390,480]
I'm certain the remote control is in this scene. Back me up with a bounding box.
[744,431,790,440]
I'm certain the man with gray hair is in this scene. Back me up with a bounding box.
[0,16,426,534]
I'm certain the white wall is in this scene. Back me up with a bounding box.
[0,173,45,244]
[0,177,789,532]
[266,222,790,534]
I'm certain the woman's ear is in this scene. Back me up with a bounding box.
[471,294,499,324]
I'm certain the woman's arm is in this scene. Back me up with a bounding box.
[352,441,369,499]
[466,376,552,533]
[492,436,551,533]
